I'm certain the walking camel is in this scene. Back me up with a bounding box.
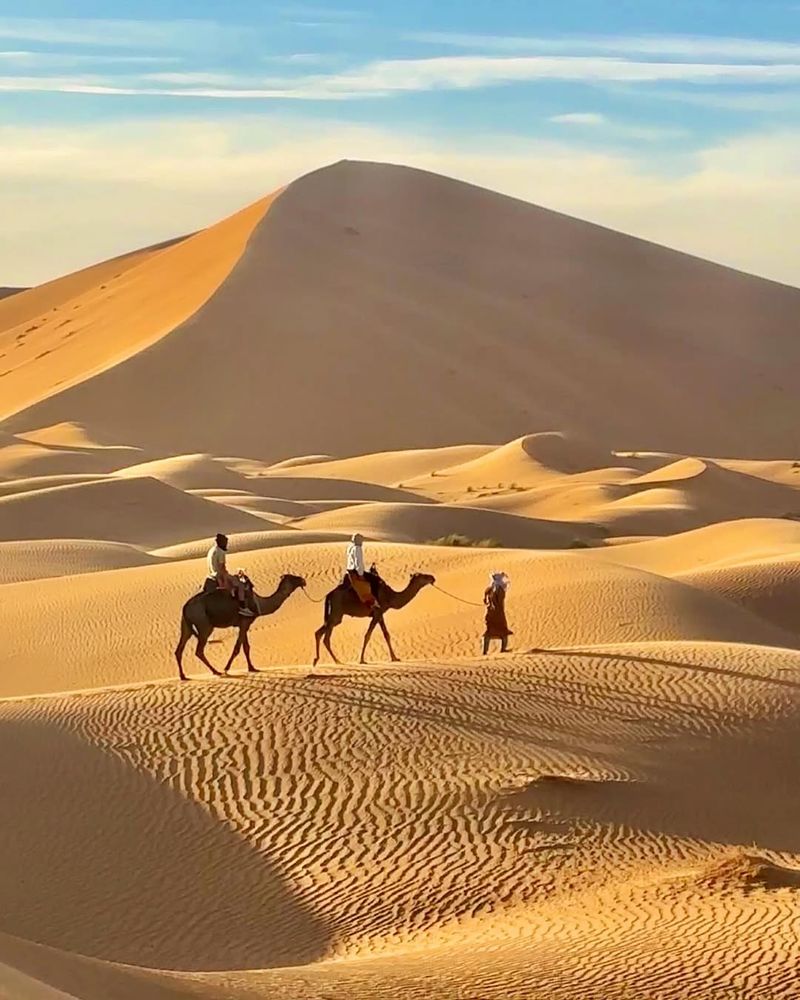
[175,573,306,680]
[313,569,435,666]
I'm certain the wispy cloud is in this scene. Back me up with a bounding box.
[0,49,178,68]
[0,17,241,50]
[549,111,687,142]
[3,55,800,101]
[409,32,800,62]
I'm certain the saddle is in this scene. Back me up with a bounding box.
[343,565,382,606]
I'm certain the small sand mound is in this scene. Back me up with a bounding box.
[279,444,496,487]
[114,453,255,492]
[595,518,800,576]
[267,454,334,470]
[694,852,800,892]
[17,422,136,451]
[0,440,138,479]
[296,501,603,548]
[0,477,268,548]
[413,433,614,491]
[631,457,708,486]
[0,539,159,583]
[248,477,430,504]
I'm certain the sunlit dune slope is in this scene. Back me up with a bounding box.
[3,161,798,460]
[0,541,795,700]
[0,196,274,421]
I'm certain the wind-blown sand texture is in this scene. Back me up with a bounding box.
[1,161,799,999]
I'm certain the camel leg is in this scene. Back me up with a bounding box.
[243,632,258,673]
[174,617,193,681]
[482,636,490,656]
[323,625,340,665]
[377,615,399,663]
[313,625,325,667]
[359,615,380,664]
[194,625,222,677]
[314,605,343,666]
[224,631,244,674]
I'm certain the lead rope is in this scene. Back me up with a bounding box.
[301,582,484,608]
[430,583,485,608]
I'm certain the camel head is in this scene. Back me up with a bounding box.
[411,572,436,588]
[280,573,307,591]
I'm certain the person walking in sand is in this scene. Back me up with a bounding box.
[483,571,512,654]
[345,533,377,608]
[205,533,254,616]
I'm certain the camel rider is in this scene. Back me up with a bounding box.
[346,533,376,607]
[206,533,254,616]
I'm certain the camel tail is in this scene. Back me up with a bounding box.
[182,607,199,638]
[324,594,332,623]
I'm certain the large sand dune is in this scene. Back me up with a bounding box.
[3,162,799,460]
[1,160,800,999]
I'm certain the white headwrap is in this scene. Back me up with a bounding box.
[490,572,509,590]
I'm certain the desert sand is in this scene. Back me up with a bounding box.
[1,161,799,1000]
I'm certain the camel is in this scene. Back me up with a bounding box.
[175,573,306,681]
[313,569,435,666]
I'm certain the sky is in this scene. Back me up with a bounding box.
[1,1,799,286]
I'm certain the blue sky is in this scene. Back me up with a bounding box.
[1,1,798,284]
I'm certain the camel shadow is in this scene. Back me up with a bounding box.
[526,647,800,690]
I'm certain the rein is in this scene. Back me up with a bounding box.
[430,583,485,608]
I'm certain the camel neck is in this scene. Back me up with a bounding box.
[390,580,425,610]
[255,584,293,616]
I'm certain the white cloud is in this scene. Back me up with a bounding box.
[1,116,797,289]
[3,55,800,100]
[409,32,800,62]
[548,111,687,142]
[550,112,607,125]
[0,17,240,50]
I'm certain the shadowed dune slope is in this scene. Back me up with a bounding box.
[0,477,269,548]
[295,501,604,547]
[2,161,798,460]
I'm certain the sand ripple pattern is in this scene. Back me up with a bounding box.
[0,642,798,997]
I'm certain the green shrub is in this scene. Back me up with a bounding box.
[428,534,500,548]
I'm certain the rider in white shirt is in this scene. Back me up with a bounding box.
[205,533,254,616]
[345,533,375,607]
